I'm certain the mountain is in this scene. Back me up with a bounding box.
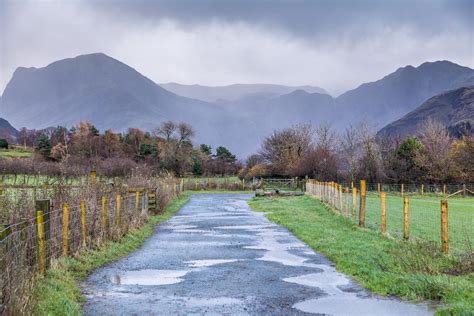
[377,86,474,139]
[159,82,328,102]
[0,117,19,140]
[0,53,235,151]
[335,61,474,130]
[1,53,473,158]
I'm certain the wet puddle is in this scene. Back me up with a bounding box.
[111,269,189,286]
[283,265,351,295]
[285,266,434,315]
[185,259,242,267]
[185,297,242,306]
[293,296,433,315]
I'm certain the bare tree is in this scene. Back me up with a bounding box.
[260,125,313,176]
[339,125,361,181]
[357,124,383,182]
[155,121,176,141]
[416,118,453,183]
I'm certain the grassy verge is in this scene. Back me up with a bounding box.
[248,195,474,315]
[32,192,192,315]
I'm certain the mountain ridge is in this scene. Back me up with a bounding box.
[377,86,474,139]
[1,53,473,157]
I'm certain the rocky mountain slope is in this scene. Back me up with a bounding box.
[377,86,474,138]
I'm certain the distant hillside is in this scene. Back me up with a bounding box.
[0,53,234,152]
[0,117,19,140]
[1,53,473,157]
[159,82,328,102]
[377,86,474,139]
[336,61,474,130]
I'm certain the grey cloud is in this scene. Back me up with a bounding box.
[0,0,472,95]
[85,0,473,38]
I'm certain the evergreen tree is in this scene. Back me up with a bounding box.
[36,135,51,159]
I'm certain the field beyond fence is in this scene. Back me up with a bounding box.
[0,174,184,314]
[306,180,473,254]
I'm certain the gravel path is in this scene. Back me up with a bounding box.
[82,194,434,315]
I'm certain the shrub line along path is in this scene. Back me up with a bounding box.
[82,194,434,315]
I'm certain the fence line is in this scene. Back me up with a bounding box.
[306,180,473,255]
[0,177,183,314]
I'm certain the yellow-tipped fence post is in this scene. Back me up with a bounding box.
[62,202,69,256]
[135,191,140,215]
[36,209,46,275]
[36,200,50,275]
[441,200,449,253]
[359,180,366,227]
[380,192,386,234]
[338,185,343,211]
[345,187,349,216]
[101,196,107,233]
[403,196,409,240]
[352,187,357,221]
[116,194,121,226]
[80,200,86,247]
[90,170,97,184]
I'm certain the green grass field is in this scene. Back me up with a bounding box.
[341,192,474,252]
[0,149,32,158]
[249,196,474,315]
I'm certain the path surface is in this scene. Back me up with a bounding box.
[83,194,434,315]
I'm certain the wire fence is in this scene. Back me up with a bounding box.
[0,176,183,314]
[182,177,252,191]
[306,180,473,255]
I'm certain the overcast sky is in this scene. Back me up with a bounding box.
[1,0,473,96]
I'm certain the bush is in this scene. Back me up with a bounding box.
[0,138,8,149]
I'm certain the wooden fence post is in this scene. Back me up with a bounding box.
[421,184,424,196]
[352,187,357,220]
[403,196,409,240]
[116,194,121,226]
[401,183,404,197]
[441,200,449,253]
[345,187,349,216]
[380,192,386,234]
[377,183,380,193]
[443,184,447,198]
[339,185,343,212]
[135,191,140,216]
[89,170,97,184]
[36,200,50,275]
[62,202,69,256]
[208,177,210,189]
[181,179,184,192]
[242,179,245,191]
[359,180,366,227]
[195,180,198,191]
[80,200,86,247]
[101,196,107,233]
